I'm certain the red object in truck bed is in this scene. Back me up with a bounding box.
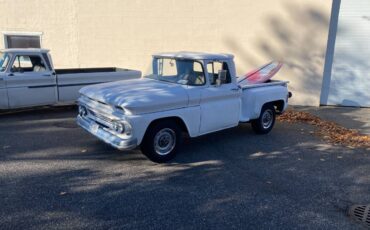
[239,61,283,84]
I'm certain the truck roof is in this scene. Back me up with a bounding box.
[153,51,234,60]
[1,48,50,54]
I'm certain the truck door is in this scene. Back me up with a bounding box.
[0,52,10,109]
[200,61,240,134]
[0,75,8,109]
[5,54,57,108]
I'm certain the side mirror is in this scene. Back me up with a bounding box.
[216,70,227,86]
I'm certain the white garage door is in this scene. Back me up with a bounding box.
[325,0,370,107]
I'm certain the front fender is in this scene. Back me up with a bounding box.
[127,106,201,145]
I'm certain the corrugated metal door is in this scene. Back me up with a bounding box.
[326,0,370,107]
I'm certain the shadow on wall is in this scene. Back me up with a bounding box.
[224,2,331,106]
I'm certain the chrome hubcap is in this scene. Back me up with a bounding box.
[154,128,176,156]
[262,109,273,129]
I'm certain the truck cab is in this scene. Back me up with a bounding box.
[149,52,241,134]
[0,49,56,109]
[0,49,141,110]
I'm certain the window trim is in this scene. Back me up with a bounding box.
[10,54,50,73]
[206,60,232,85]
[2,31,43,49]
[154,57,207,86]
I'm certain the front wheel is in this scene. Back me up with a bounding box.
[251,104,276,134]
[140,120,182,163]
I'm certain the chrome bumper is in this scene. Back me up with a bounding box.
[77,115,137,150]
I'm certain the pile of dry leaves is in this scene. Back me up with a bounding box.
[277,110,370,148]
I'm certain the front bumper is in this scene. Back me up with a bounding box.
[77,115,137,150]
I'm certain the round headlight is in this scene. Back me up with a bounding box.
[78,106,88,117]
[123,121,132,136]
[113,122,125,134]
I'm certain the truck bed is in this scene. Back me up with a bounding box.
[55,68,141,103]
[55,67,130,74]
[239,80,289,122]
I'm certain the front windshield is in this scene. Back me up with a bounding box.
[0,52,10,72]
[145,58,206,86]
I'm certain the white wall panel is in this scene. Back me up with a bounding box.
[327,0,370,107]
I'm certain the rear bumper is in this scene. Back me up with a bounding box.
[77,115,137,150]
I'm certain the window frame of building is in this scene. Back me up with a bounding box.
[2,31,43,49]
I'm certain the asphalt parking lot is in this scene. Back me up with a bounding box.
[1,106,369,229]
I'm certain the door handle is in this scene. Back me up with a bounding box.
[230,88,239,91]
[8,73,13,77]
[43,74,51,77]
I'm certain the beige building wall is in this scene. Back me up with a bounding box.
[0,0,332,106]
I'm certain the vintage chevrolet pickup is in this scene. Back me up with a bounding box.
[0,49,141,109]
[77,52,291,162]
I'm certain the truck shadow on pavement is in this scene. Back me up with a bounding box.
[1,107,369,229]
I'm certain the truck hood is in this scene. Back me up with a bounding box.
[79,78,189,114]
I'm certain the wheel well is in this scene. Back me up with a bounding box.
[146,117,189,134]
[268,100,285,114]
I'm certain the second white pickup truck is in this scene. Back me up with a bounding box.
[0,49,141,109]
[77,52,291,162]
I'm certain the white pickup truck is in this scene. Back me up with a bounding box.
[0,49,141,109]
[77,52,291,162]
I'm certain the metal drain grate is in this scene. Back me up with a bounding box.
[349,204,370,227]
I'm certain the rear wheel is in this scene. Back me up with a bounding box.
[251,104,276,134]
[140,120,182,163]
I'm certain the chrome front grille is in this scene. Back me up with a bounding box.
[86,108,114,129]
[78,95,118,130]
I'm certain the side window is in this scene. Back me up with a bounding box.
[11,55,47,73]
[207,61,231,85]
